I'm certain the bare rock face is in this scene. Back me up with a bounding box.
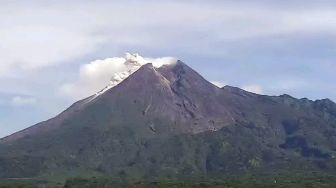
[1,61,336,180]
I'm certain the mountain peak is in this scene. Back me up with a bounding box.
[2,56,336,181]
[158,60,219,96]
[93,53,177,98]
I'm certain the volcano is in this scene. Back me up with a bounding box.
[1,59,336,181]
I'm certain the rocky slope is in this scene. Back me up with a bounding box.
[0,61,336,180]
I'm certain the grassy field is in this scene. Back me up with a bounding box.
[1,171,336,188]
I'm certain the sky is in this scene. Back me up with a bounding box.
[0,0,336,138]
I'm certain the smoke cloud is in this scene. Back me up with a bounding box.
[60,53,177,100]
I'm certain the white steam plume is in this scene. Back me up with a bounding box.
[60,53,177,100]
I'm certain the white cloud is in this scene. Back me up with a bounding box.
[0,5,106,75]
[242,84,263,94]
[59,53,176,100]
[270,79,308,91]
[10,96,37,106]
[1,1,336,76]
[211,81,226,88]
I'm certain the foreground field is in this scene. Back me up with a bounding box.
[1,171,336,188]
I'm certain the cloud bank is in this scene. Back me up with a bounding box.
[1,0,336,138]
[242,85,264,94]
[10,96,37,106]
[1,1,336,76]
[60,53,176,99]
[211,81,226,88]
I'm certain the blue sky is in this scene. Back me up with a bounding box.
[0,0,336,138]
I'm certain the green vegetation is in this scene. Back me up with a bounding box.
[60,172,336,188]
[1,171,336,188]
[0,179,61,188]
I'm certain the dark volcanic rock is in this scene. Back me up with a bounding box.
[1,61,336,180]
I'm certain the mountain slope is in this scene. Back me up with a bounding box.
[1,61,336,181]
